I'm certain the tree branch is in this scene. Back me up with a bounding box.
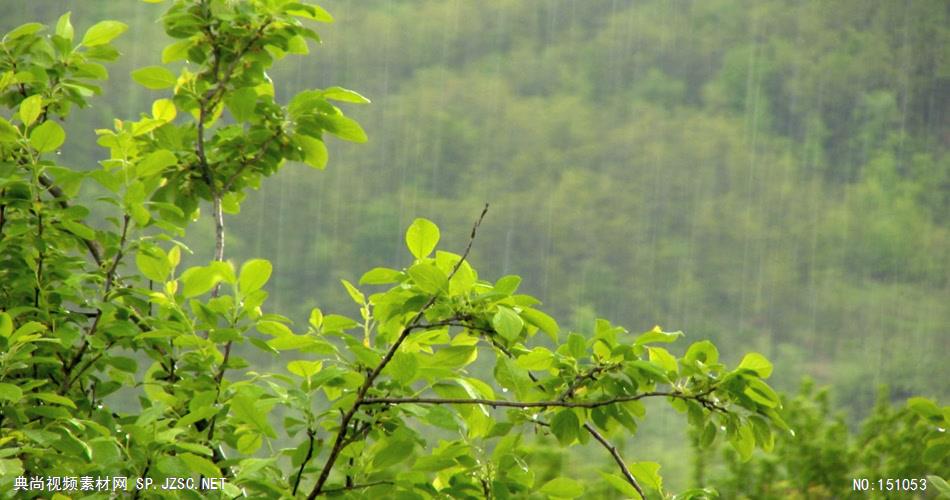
[292,428,316,496]
[39,174,103,266]
[320,480,392,496]
[583,422,646,499]
[307,204,489,499]
[358,391,725,411]
[61,214,131,394]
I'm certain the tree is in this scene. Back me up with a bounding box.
[0,1,787,498]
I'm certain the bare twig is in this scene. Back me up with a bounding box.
[583,422,646,499]
[358,391,726,411]
[61,214,131,394]
[307,205,489,499]
[39,174,103,266]
[292,428,316,496]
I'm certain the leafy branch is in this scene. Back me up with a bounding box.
[307,204,488,498]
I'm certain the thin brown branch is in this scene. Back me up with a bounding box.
[38,174,103,266]
[222,126,283,192]
[320,480,393,496]
[61,214,131,394]
[307,205,489,499]
[358,391,723,411]
[583,422,646,499]
[292,428,316,496]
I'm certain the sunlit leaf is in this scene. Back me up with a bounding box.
[239,259,272,295]
[131,66,176,89]
[405,218,440,259]
[737,352,773,379]
[81,20,127,46]
[29,121,65,152]
[539,477,584,498]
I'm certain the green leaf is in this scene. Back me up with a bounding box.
[674,488,720,500]
[743,377,780,408]
[239,259,272,295]
[136,249,170,282]
[4,23,46,40]
[0,313,11,337]
[907,397,940,420]
[551,409,580,445]
[61,220,96,240]
[372,437,415,469]
[700,421,718,447]
[295,134,328,169]
[737,352,773,378]
[493,306,524,342]
[226,87,257,123]
[230,390,276,438]
[599,472,643,499]
[387,351,418,385]
[236,433,263,454]
[494,356,533,400]
[428,345,477,369]
[515,347,554,371]
[0,117,19,142]
[324,114,367,142]
[340,279,365,304]
[284,3,334,22]
[287,360,322,378]
[6,23,44,39]
[408,262,448,294]
[628,461,663,492]
[520,308,560,343]
[648,346,678,374]
[131,66,176,90]
[179,453,221,478]
[405,218,440,259]
[55,428,92,461]
[322,86,370,103]
[634,325,684,346]
[81,20,127,46]
[152,98,177,122]
[322,314,358,332]
[257,320,293,337]
[731,423,755,461]
[359,267,403,285]
[180,266,221,297]
[161,40,192,63]
[494,275,521,295]
[309,308,324,328]
[177,407,219,429]
[684,340,719,365]
[55,12,74,41]
[29,121,65,153]
[33,392,77,408]
[927,475,950,497]
[137,149,177,177]
[19,95,42,127]
[0,383,23,403]
[89,438,120,464]
[539,477,584,498]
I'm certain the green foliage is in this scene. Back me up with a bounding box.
[0,2,798,497]
[703,380,950,499]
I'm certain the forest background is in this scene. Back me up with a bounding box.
[5,0,948,493]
